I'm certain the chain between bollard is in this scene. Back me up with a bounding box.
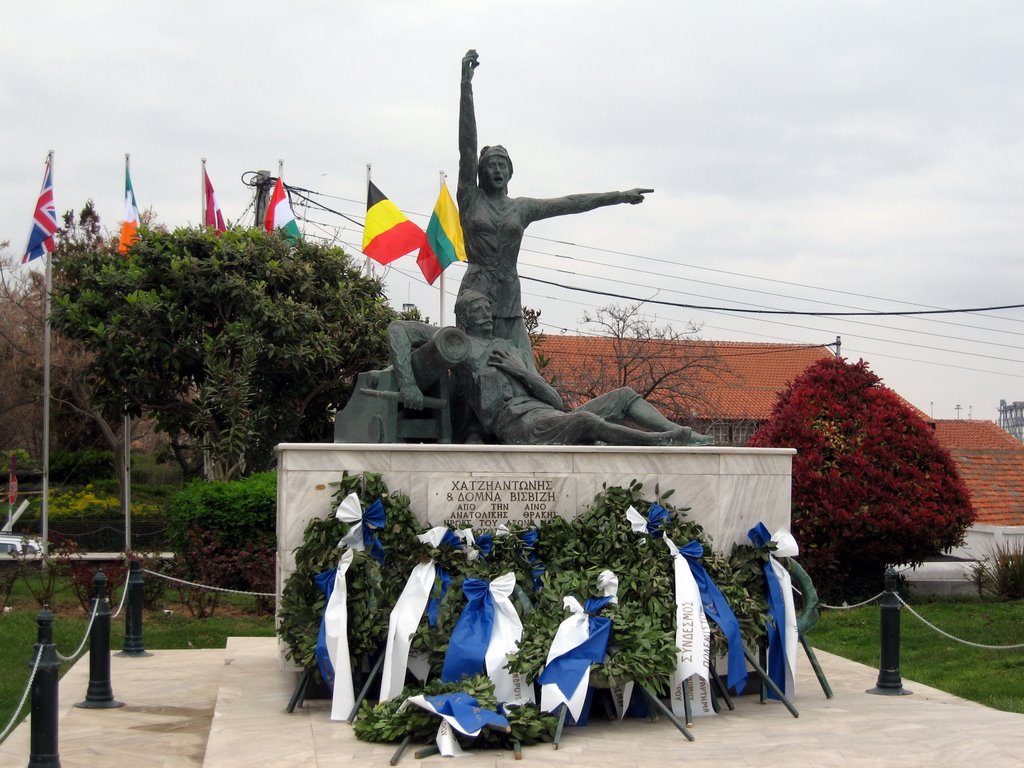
[895,594,1024,650]
[819,592,884,611]
[0,647,41,744]
[142,568,275,596]
[110,572,131,619]
[56,600,100,662]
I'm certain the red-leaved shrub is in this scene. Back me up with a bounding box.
[749,357,975,600]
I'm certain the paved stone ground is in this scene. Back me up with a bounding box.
[2,637,1022,767]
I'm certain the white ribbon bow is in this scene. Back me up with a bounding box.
[624,504,648,535]
[335,492,367,550]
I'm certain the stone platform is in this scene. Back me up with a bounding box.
[275,443,795,603]
[3,637,1024,767]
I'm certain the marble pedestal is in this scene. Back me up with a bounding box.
[275,443,794,606]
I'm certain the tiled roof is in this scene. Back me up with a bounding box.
[930,420,1024,527]
[535,336,834,420]
[945,449,1024,526]
[536,335,1024,527]
[930,419,1020,449]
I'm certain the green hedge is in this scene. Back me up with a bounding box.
[166,472,277,552]
[49,449,115,485]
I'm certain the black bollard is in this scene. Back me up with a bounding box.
[75,571,124,709]
[28,608,61,768]
[118,559,151,657]
[867,566,912,696]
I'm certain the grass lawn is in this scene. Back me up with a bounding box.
[810,599,1024,714]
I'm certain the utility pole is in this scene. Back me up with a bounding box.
[253,170,272,229]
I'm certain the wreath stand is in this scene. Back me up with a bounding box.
[285,649,387,719]
[550,679,696,749]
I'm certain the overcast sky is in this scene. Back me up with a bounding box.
[3,1,1022,423]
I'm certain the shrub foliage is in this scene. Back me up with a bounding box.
[167,472,276,552]
[749,357,975,600]
[164,472,277,614]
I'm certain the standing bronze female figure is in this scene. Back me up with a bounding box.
[457,49,653,365]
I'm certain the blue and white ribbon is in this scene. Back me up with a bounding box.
[662,536,714,717]
[439,572,533,706]
[313,548,355,720]
[379,527,476,701]
[400,692,510,757]
[625,503,670,539]
[539,570,618,722]
[418,526,465,625]
[677,538,750,697]
[748,522,799,700]
[335,492,386,563]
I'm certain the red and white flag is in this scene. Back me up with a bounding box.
[203,168,226,233]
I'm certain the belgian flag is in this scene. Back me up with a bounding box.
[362,181,426,265]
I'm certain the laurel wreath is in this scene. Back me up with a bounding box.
[276,472,771,746]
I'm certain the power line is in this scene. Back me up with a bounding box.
[521,274,1024,317]
[517,257,1024,350]
[269,174,1021,322]
[274,178,1022,384]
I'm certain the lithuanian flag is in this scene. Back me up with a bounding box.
[417,182,466,285]
[362,181,425,266]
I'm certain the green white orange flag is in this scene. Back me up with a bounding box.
[417,182,466,284]
[118,160,141,254]
[265,176,302,244]
[362,181,425,266]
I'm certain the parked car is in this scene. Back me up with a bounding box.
[0,534,42,556]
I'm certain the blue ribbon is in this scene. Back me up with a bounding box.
[313,568,337,690]
[748,522,788,699]
[441,578,495,682]
[537,596,613,699]
[422,692,509,735]
[440,528,463,549]
[518,528,545,591]
[361,498,386,564]
[678,540,749,695]
[424,530,463,626]
[427,566,452,627]
[645,503,670,538]
[476,533,494,558]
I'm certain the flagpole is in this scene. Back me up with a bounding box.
[123,153,132,552]
[201,157,207,226]
[365,163,373,279]
[41,150,54,563]
[438,170,446,326]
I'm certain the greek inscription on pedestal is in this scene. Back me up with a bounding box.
[430,475,575,528]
